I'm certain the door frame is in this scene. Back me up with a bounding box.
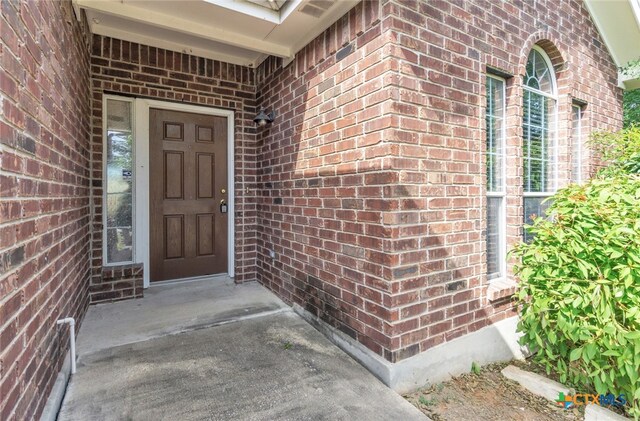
[134,98,235,287]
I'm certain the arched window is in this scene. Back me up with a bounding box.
[522,47,557,242]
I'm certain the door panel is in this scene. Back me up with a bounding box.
[164,151,184,199]
[196,213,215,256]
[196,153,215,199]
[164,122,183,140]
[150,109,228,282]
[196,125,213,142]
[164,215,184,259]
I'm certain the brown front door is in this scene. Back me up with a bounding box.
[149,109,228,282]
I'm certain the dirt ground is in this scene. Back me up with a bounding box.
[405,362,583,421]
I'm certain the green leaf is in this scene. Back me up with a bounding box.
[625,364,639,383]
[570,347,583,361]
[626,331,640,340]
[586,343,597,360]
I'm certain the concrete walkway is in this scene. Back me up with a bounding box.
[58,279,427,420]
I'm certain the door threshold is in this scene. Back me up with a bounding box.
[149,273,229,288]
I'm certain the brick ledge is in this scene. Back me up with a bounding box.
[487,278,517,302]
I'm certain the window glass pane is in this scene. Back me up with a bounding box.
[571,105,583,183]
[105,99,134,263]
[524,49,553,93]
[523,197,551,243]
[486,76,505,280]
[486,77,504,192]
[523,48,556,242]
[487,196,502,279]
[523,90,555,192]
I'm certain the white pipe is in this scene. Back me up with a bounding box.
[56,318,76,374]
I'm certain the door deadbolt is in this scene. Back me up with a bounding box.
[221,188,226,194]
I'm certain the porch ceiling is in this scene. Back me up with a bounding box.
[73,0,359,67]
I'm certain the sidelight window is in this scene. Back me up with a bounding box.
[486,75,506,280]
[103,98,135,264]
[571,104,585,183]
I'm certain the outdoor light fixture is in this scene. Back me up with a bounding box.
[253,107,275,127]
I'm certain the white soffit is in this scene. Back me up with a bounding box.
[74,0,360,68]
[86,11,265,66]
[584,0,640,89]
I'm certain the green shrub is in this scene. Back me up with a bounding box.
[591,125,640,174]
[623,89,640,129]
[511,168,640,418]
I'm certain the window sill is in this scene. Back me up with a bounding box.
[487,278,517,302]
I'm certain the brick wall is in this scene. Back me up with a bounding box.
[91,263,143,302]
[255,0,622,363]
[381,0,622,362]
[89,35,258,302]
[0,0,91,419]
[256,0,406,359]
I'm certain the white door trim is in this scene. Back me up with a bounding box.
[134,98,235,288]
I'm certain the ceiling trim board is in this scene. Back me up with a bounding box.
[279,0,305,23]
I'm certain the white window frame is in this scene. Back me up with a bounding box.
[522,46,558,236]
[102,95,136,267]
[486,74,507,281]
[102,95,236,287]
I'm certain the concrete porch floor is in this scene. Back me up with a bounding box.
[58,278,427,420]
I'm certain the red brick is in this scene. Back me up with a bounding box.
[0,1,92,418]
